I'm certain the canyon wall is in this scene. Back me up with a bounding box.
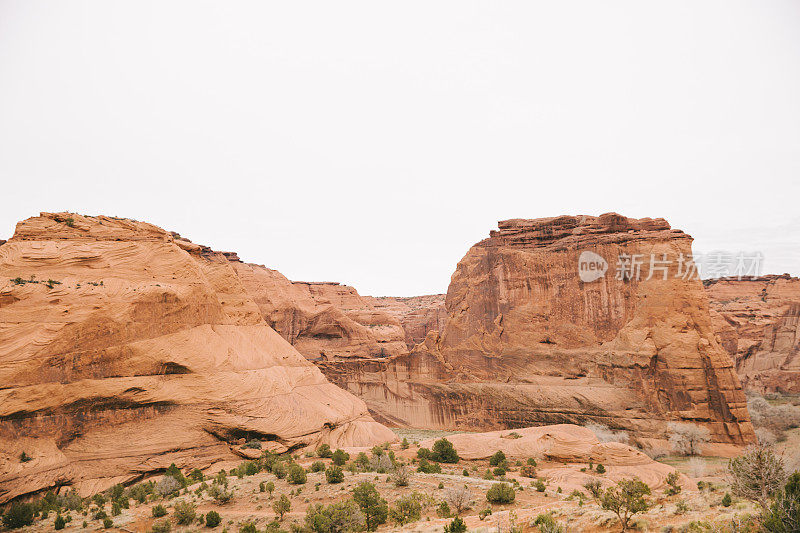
[319,214,756,445]
[705,275,800,394]
[0,213,394,503]
[365,295,447,348]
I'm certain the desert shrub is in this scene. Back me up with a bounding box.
[400,438,409,449]
[164,463,188,487]
[325,466,344,484]
[596,463,606,474]
[756,427,778,446]
[665,471,682,495]
[443,485,471,515]
[355,452,370,470]
[535,480,546,492]
[243,439,262,449]
[486,483,515,504]
[416,448,433,460]
[352,482,388,531]
[316,444,332,458]
[687,457,706,478]
[437,501,451,518]
[111,502,121,516]
[478,508,492,520]
[213,470,228,486]
[417,458,442,474]
[208,484,233,504]
[264,481,275,496]
[675,499,690,515]
[721,492,732,507]
[728,443,786,508]
[668,422,711,456]
[520,465,537,478]
[583,479,603,499]
[173,500,196,524]
[19,451,33,463]
[187,468,204,484]
[272,494,291,521]
[391,465,410,487]
[586,422,630,444]
[600,478,651,532]
[431,438,459,463]
[272,461,288,479]
[304,501,365,533]
[331,449,349,466]
[102,517,113,529]
[534,513,564,533]
[239,522,257,533]
[748,394,800,434]
[527,457,537,466]
[53,514,66,530]
[443,516,467,533]
[151,519,170,533]
[205,510,221,528]
[152,504,168,518]
[389,493,422,525]
[155,475,182,496]
[493,466,506,477]
[489,451,507,467]
[761,472,800,532]
[310,460,326,473]
[369,453,392,473]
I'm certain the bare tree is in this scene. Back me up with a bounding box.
[443,485,471,515]
[668,422,710,456]
[727,444,786,509]
[391,464,410,487]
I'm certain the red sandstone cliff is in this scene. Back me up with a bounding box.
[365,295,447,348]
[318,214,756,445]
[0,213,394,503]
[705,275,800,394]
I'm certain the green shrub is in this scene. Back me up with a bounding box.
[304,501,365,533]
[462,469,469,476]
[431,438,459,463]
[489,451,506,467]
[173,500,196,524]
[437,501,451,518]
[600,478,651,532]
[665,471,682,495]
[272,461,287,479]
[444,516,467,533]
[417,458,442,474]
[272,494,291,521]
[316,444,332,458]
[761,472,800,532]
[331,449,349,466]
[721,493,732,507]
[205,510,222,528]
[151,518,170,533]
[596,464,606,474]
[311,461,326,473]
[486,483,516,504]
[535,480,546,492]
[239,522,257,533]
[152,504,168,518]
[401,438,409,449]
[102,517,113,529]
[527,458,537,466]
[326,466,344,484]
[208,484,233,504]
[288,463,307,484]
[352,482,388,531]
[493,467,506,477]
[520,465,537,478]
[416,448,433,460]
[389,493,422,525]
[54,515,66,530]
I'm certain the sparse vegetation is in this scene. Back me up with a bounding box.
[727,443,786,508]
[443,516,467,533]
[443,485,471,515]
[600,478,651,532]
[389,493,422,525]
[173,500,196,524]
[152,504,168,518]
[352,482,388,531]
[668,422,711,456]
[272,494,291,521]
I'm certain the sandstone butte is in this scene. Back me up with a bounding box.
[0,213,394,504]
[705,274,800,394]
[315,214,757,447]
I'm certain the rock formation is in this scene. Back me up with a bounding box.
[319,214,755,445]
[365,295,446,348]
[230,262,408,361]
[0,213,394,503]
[706,275,800,394]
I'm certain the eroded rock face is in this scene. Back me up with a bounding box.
[706,275,800,394]
[230,262,408,361]
[320,214,755,445]
[365,295,446,348]
[0,213,394,503]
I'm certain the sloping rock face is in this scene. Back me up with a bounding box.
[230,262,408,361]
[0,213,394,503]
[320,214,755,445]
[706,275,800,394]
[365,295,446,348]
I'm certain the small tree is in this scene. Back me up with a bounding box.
[389,493,422,525]
[326,465,344,484]
[332,449,349,466]
[264,481,275,497]
[761,472,800,532]
[288,463,307,484]
[316,444,332,458]
[352,482,388,531]
[205,510,221,528]
[486,483,515,504]
[444,485,471,515]
[443,516,467,533]
[432,438,460,463]
[272,494,291,521]
[600,478,651,532]
[173,500,196,524]
[489,451,507,467]
[668,422,710,456]
[665,471,681,495]
[727,444,786,509]
[584,479,602,499]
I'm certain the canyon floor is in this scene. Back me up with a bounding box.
[14,424,797,533]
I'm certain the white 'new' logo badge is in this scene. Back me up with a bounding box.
[578,251,608,283]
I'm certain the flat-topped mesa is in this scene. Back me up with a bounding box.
[485,213,681,250]
[320,214,756,447]
[0,212,394,503]
[705,275,800,394]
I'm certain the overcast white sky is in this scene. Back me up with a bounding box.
[0,1,798,296]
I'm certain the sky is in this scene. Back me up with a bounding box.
[0,1,798,296]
